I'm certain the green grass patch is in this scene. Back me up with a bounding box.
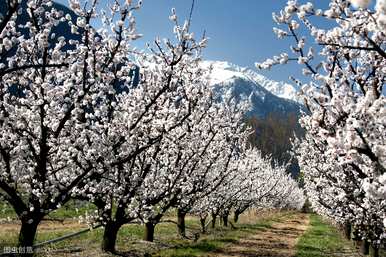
[295,214,353,257]
[0,201,17,220]
[154,211,292,257]
[48,201,97,219]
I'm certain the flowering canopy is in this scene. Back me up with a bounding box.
[257,0,386,246]
[0,0,305,250]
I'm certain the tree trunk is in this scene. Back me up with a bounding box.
[370,245,379,257]
[211,213,217,229]
[177,209,186,237]
[144,222,155,242]
[200,217,206,233]
[18,219,39,256]
[343,222,351,240]
[222,215,228,227]
[360,240,370,255]
[101,221,121,253]
[234,211,240,223]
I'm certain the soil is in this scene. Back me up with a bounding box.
[206,213,310,257]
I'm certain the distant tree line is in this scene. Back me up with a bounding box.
[246,112,304,176]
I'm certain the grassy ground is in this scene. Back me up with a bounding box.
[155,212,285,257]
[0,202,291,257]
[295,214,368,257]
[5,201,380,257]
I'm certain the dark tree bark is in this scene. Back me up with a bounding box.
[222,214,228,227]
[343,222,351,240]
[370,244,379,257]
[233,211,240,223]
[18,217,40,257]
[101,221,122,253]
[144,222,155,242]
[211,213,217,229]
[177,209,186,237]
[360,240,370,255]
[200,217,206,233]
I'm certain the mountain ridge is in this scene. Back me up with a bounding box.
[202,60,300,103]
[203,60,303,118]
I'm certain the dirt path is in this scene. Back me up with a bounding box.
[207,213,310,257]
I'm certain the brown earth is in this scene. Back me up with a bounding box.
[206,213,310,257]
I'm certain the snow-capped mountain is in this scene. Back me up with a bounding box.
[202,61,300,102]
[202,60,303,118]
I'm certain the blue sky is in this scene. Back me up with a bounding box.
[57,0,328,83]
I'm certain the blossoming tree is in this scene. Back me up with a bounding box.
[81,12,214,250]
[0,0,143,249]
[257,0,386,253]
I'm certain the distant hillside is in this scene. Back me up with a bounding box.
[246,113,303,177]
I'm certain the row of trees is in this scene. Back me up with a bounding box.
[257,0,385,256]
[191,148,305,232]
[0,0,304,255]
